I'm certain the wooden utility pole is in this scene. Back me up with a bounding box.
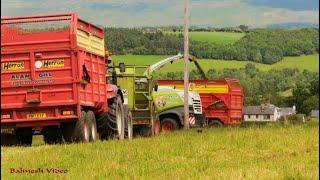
[183,0,190,129]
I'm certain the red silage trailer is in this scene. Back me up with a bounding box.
[1,13,130,146]
[157,78,244,126]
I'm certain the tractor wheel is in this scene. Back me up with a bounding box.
[43,126,62,145]
[73,111,90,143]
[1,133,18,146]
[16,128,33,146]
[140,126,152,137]
[87,111,98,142]
[108,95,125,140]
[151,103,160,136]
[160,117,179,133]
[125,109,133,140]
[208,120,223,128]
[123,102,133,139]
[152,119,160,136]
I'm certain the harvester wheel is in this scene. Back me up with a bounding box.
[160,118,178,133]
[16,128,33,146]
[43,126,62,145]
[108,95,125,140]
[87,111,98,142]
[73,111,90,143]
[208,120,223,128]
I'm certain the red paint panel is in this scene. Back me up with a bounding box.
[1,13,108,128]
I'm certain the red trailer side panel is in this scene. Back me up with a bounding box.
[1,13,107,128]
[157,79,244,125]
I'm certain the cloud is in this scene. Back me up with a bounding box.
[243,0,319,11]
[262,9,319,24]
[1,0,319,27]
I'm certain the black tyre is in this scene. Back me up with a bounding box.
[151,103,160,136]
[1,133,18,146]
[123,105,133,139]
[139,126,152,137]
[160,117,179,133]
[16,128,33,146]
[208,119,223,128]
[73,111,90,143]
[108,95,125,140]
[61,122,76,143]
[87,111,98,142]
[43,126,62,145]
[125,111,133,140]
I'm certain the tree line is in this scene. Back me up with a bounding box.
[105,27,319,64]
[154,65,319,115]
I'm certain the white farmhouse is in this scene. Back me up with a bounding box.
[244,103,281,122]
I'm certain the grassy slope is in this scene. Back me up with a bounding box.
[113,54,319,73]
[166,31,245,44]
[1,123,318,179]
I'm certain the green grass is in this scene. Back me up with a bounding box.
[166,31,245,44]
[113,54,319,73]
[1,122,318,179]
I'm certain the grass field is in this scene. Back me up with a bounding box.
[1,122,318,179]
[166,31,245,44]
[113,54,319,73]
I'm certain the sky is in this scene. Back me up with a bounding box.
[1,0,319,27]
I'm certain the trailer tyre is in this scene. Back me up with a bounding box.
[16,128,33,146]
[43,126,62,145]
[160,117,179,133]
[87,111,98,142]
[1,133,18,146]
[61,122,76,143]
[74,111,90,143]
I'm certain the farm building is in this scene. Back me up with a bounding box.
[243,103,281,122]
[279,106,296,117]
[310,110,319,120]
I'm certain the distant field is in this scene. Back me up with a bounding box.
[1,122,318,179]
[166,31,245,44]
[113,54,319,73]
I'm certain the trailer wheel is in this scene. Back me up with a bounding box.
[208,120,223,128]
[16,128,33,146]
[43,126,62,145]
[73,111,90,143]
[160,118,179,133]
[87,111,98,142]
[1,133,18,146]
[108,95,125,140]
[61,122,76,143]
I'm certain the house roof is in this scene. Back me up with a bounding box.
[311,110,319,117]
[280,108,295,115]
[244,105,275,115]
